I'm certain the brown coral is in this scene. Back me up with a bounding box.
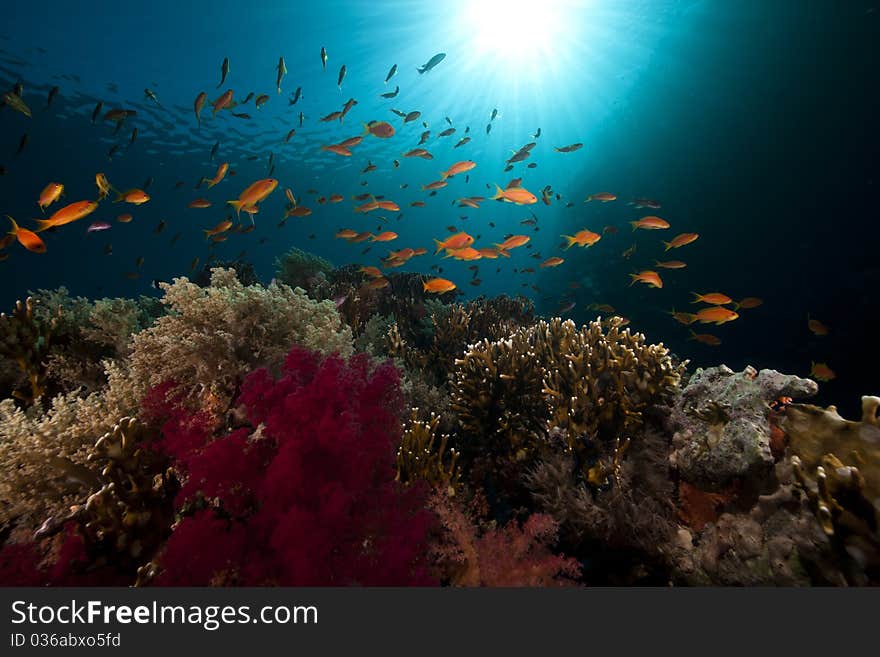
[0,297,59,403]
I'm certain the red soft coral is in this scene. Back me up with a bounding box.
[154,346,435,586]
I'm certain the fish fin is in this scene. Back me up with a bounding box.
[227,200,243,217]
[628,274,637,286]
[113,190,124,203]
[687,330,697,341]
[690,292,702,303]
[562,235,575,250]
[629,221,639,231]
[5,215,19,234]
[662,241,671,250]
[491,184,505,201]
[433,238,445,255]
[32,219,55,233]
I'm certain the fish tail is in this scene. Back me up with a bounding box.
[662,241,672,250]
[629,221,639,231]
[690,292,702,304]
[113,191,124,203]
[227,200,243,217]
[628,274,638,286]
[491,184,504,201]
[433,239,445,255]
[5,214,19,234]
[687,330,698,341]
[33,218,54,233]
[562,235,575,250]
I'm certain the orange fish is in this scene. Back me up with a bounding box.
[694,306,739,325]
[476,248,500,259]
[338,136,364,148]
[562,229,601,249]
[434,232,474,254]
[629,270,663,288]
[423,278,456,294]
[421,180,448,191]
[588,303,616,313]
[630,216,670,230]
[329,194,344,203]
[404,148,432,159]
[317,196,327,205]
[320,111,344,122]
[807,316,829,336]
[667,309,698,325]
[540,256,565,268]
[446,247,482,261]
[412,248,427,256]
[355,199,380,213]
[370,231,398,242]
[736,297,763,309]
[350,231,373,243]
[34,200,99,231]
[213,89,234,116]
[38,182,64,212]
[6,215,46,253]
[491,184,537,205]
[655,260,687,269]
[336,229,358,240]
[286,206,312,217]
[377,200,400,212]
[194,91,207,128]
[410,201,426,207]
[457,197,482,209]
[692,292,732,305]
[189,198,212,209]
[116,213,133,223]
[360,266,384,278]
[810,361,836,382]
[364,120,395,138]
[495,235,530,250]
[368,277,390,289]
[689,330,721,346]
[95,173,114,201]
[322,144,353,157]
[114,189,150,205]
[663,233,699,250]
[585,192,616,202]
[227,178,278,216]
[440,160,476,180]
[203,162,229,188]
[388,248,415,261]
[204,220,233,237]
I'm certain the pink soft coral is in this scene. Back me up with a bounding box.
[154,346,435,586]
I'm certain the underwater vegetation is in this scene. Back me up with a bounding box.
[0,255,877,586]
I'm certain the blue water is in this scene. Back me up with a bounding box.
[1,0,877,414]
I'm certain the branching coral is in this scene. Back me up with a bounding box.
[128,268,352,415]
[0,297,58,403]
[396,411,461,495]
[451,316,684,501]
[273,247,334,293]
[149,346,435,586]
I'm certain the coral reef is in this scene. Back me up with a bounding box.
[0,297,58,403]
[427,492,580,586]
[396,411,461,495]
[273,247,333,293]
[670,365,818,491]
[128,268,352,415]
[148,346,435,586]
[783,396,880,581]
[452,316,684,504]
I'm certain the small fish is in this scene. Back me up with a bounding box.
[491,184,537,205]
[417,52,446,74]
[153,220,166,234]
[630,216,670,230]
[255,94,269,109]
[144,88,161,107]
[454,137,471,148]
[807,316,829,336]
[320,46,328,71]
[404,110,421,123]
[1,91,31,117]
[46,85,59,109]
[16,133,29,155]
[622,244,636,259]
[629,270,663,288]
[289,86,302,105]
[285,128,296,143]
[213,89,234,115]
[586,192,616,202]
[38,182,64,212]
[667,309,698,325]
[486,123,492,135]
[736,297,763,310]
[380,85,399,99]
[299,111,305,126]
[810,361,836,382]
[540,256,565,268]
[692,292,732,305]
[663,233,699,250]
[629,198,662,209]
[276,56,287,94]
[554,143,583,153]
[232,112,251,119]
[337,64,346,89]
[694,306,739,325]
[217,57,230,88]
[5,215,46,253]
[562,229,601,249]
[385,64,398,84]
[129,127,138,146]
[91,100,103,124]
[655,260,687,269]
[211,141,219,160]
[364,120,395,138]
[688,330,721,346]
[532,128,541,138]
[116,213,132,223]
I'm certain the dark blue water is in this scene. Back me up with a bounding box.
[1,0,877,415]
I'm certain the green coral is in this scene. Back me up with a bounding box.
[273,246,334,292]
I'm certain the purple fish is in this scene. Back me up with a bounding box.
[87,221,112,233]
[333,294,347,308]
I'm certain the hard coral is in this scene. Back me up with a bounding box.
[151,346,435,586]
[129,268,352,415]
[0,297,58,403]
